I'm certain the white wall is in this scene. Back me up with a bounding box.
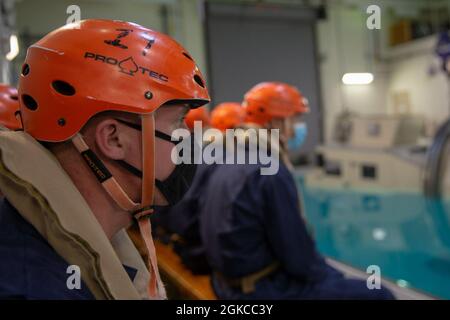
[317,1,391,142]
[318,0,450,143]
[387,36,449,131]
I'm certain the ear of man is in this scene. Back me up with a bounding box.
[81,111,141,163]
[94,119,127,161]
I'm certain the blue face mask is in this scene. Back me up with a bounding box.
[288,122,307,150]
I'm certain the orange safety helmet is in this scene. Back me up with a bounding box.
[243,82,309,125]
[0,84,21,130]
[19,19,209,142]
[184,106,210,130]
[210,102,245,131]
[18,19,210,298]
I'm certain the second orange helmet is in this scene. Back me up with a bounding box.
[243,82,309,126]
[210,102,245,131]
[0,84,21,130]
[184,106,210,130]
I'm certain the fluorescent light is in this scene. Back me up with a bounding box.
[342,73,374,85]
[6,35,19,61]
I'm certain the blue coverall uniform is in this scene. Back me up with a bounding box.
[151,163,217,274]
[0,198,136,299]
[199,161,395,300]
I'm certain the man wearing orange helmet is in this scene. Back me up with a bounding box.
[199,82,394,300]
[0,84,21,199]
[210,102,246,132]
[244,82,309,169]
[0,84,21,131]
[0,20,209,299]
[184,106,210,131]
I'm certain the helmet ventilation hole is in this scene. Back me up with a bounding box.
[22,64,30,76]
[194,75,205,88]
[52,80,75,96]
[22,94,38,111]
[259,107,265,113]
[52,80,76,96]
[9,95,18,101]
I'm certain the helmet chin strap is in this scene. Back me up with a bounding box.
[138,113,165,299]
[71,113,165,299]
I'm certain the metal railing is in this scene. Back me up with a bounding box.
[424,118,450,198]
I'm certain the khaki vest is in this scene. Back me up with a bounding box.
[0,130,157,299]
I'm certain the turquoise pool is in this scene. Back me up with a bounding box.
[298,176,450,299]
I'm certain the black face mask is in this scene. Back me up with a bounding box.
[115,118,197,206]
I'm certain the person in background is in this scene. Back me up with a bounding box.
[210,102,246,132]
[184,106,210,131]
[151,103,246,274]
[199,82,395,300]
[0,84,21,131]
[0,84,21,198]
[152,106,214,274]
